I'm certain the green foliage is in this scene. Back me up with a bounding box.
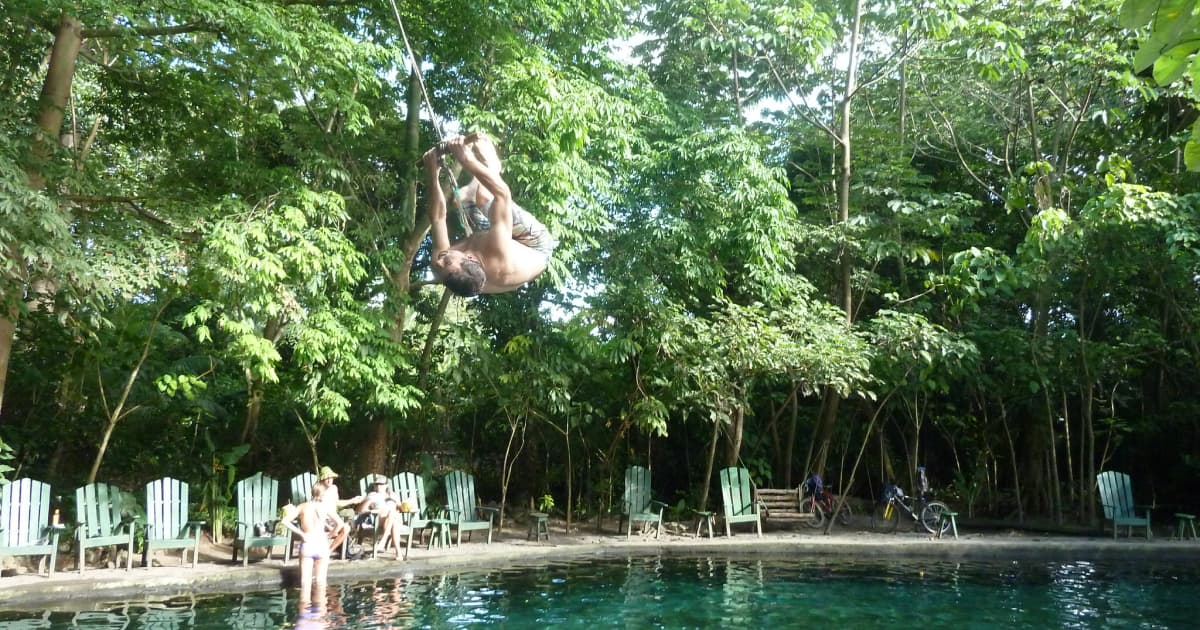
[4,0,1200,528]
[198,438,249,543]
[0,434,14,484]
[1122,0,1200,169]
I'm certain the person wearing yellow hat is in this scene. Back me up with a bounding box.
[316,466,359,555]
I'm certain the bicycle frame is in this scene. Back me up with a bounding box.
[882,493,925,523]
[874,483,953,535]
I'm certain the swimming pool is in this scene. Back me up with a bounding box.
[0,554,1194,628]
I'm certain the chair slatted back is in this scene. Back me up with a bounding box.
[145,477,189,540]
[1096,471,1137,520]
[76,482,122,538]
[719,467,755,518]
[289,472,317,505]
[236,473,279,536]
[392,472,427,517]
[623,466,652,515]
[1,478,52,547]
[444,471,478,524]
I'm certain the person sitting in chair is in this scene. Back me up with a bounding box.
[424,133,558,296]
[356,478,409,557]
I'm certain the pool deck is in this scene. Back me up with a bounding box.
[2,522,1198,611]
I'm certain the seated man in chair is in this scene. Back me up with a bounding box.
[355,479,408,557]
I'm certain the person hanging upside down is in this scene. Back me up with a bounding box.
[424,133,558,296]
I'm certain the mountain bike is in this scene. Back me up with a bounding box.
[869,467,954,535]
[798,475,852,528]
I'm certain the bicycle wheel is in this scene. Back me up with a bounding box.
[799,496,826,528]
[919,501,953,535]
[870,500,899,533]
[834,499,853,527]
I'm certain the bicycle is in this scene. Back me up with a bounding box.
[798,475,853,528]
[869,467,954,535]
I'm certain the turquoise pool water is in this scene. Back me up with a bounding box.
[0,554,1195,628]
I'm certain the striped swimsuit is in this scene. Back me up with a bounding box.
[458,193,558,261]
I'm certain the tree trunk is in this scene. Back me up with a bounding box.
[497,415,527,529]
[699,417,721,512]
[784,386,799,487]
[725,405,744,468]
[1000,399,1024,523]
[359,418,390,477]
[0,16,84,416]
[241,371,263,446]
[391,69,426,341]
[87,302,166,483]
[812,0,862,479]
[0,317,14,423]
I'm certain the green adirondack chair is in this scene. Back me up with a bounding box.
[286,471,318,558]
[75,482,136,574]
[393,472,430,546]
[0,478,63,577]
[232,473,290,566]
[143,477,204,568]
[1096,471,1152,539]
[620,465,666,538]
[718,467,763,537]
[289,472,317,506]
[443,471,498,545]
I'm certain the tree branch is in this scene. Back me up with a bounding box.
[81,23,218,39]
[65,194,203,241]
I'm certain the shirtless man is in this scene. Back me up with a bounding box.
[316,466,358,554]
[425,133,558,296]
[283,483,344,604]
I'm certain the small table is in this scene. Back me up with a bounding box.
[1174,513,1197,540]
[693,510,716,538]
[425,518,452,549]
[528,512,550,541]
[935,511,960,540]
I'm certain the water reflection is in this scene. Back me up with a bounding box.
[0,556,1196,628]
[69,608,129,629]
[222,590,287,629]
[0,611,51,629]
[130,599,196,630]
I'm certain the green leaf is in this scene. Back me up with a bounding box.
[1119,0,1158,29]
[1184,136,1200,171]
[1153,42,1200,84]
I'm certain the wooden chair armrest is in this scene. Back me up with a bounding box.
[649,500,669,511]
[477,506,500,520]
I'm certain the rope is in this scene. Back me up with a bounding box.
[385,0,472,235]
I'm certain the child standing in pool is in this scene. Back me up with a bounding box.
[283,482,344,604]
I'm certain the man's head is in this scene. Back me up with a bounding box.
[318,466,339,482]
[435,250,486,297]
[310,482,326,501]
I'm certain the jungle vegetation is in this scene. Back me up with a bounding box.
[2,0,1199,533]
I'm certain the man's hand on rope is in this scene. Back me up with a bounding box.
[422,146,443,169]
